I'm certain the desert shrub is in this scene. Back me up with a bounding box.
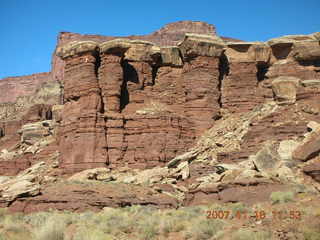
[0,208,7,219]
[137,213,160,240]
[98,210,134,234]
[160,215,186,234]
[33,214,68,240]
[24,211,52,227]
[232,229,272,240]
[270,191,294,204]
[184,219,224,240]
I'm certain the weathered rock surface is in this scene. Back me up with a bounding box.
[8,182,179,213]
[1,22,320,212]
[271,76,300,105]
[303,159,320,182]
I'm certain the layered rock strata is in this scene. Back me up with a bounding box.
[53,31,320,173]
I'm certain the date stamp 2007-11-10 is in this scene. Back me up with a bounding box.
[206,210,302,221]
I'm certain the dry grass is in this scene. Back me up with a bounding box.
[0,200,319,240]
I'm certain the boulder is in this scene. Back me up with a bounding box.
[271,76,300,105]
[167,150,198,168]
[178,33,225,59]
[303,160,320,182]
[292,41,320,61]
[1,180,40,201]
[252,142,281,174]
[0,162,45,202]
[293,127,320,161]
[19,121,53,145]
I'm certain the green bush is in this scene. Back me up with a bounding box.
[270,191,294,204]
[33,214,67,240]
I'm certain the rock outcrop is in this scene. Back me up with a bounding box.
[0,22,320,212]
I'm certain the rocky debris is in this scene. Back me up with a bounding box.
[1,180,40,202]
[0,120,56,161]
[167,150,198,168]
[293,124,320,161]
[0,162,45,202]
[195,102,278,162]
[271,76,300,105]
[68,168,112,181]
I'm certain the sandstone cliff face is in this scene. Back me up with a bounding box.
[1,21,320,177]
[1,22,320,213]
[51,21,218,84]
[51,30,320,174]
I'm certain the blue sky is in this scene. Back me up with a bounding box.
[0,0,319,79]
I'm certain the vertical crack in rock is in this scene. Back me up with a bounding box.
[151,65,159,86]
[120,60,133,112]
[0,127,4,138]
[218,52,229,109]
[95,53,109,166]
[256,63,269,82]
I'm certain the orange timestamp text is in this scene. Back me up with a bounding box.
[206,210,302,220]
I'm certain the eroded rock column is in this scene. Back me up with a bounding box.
[179,34,225,134]
[56,41,108,173]
[222,42,271,113]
